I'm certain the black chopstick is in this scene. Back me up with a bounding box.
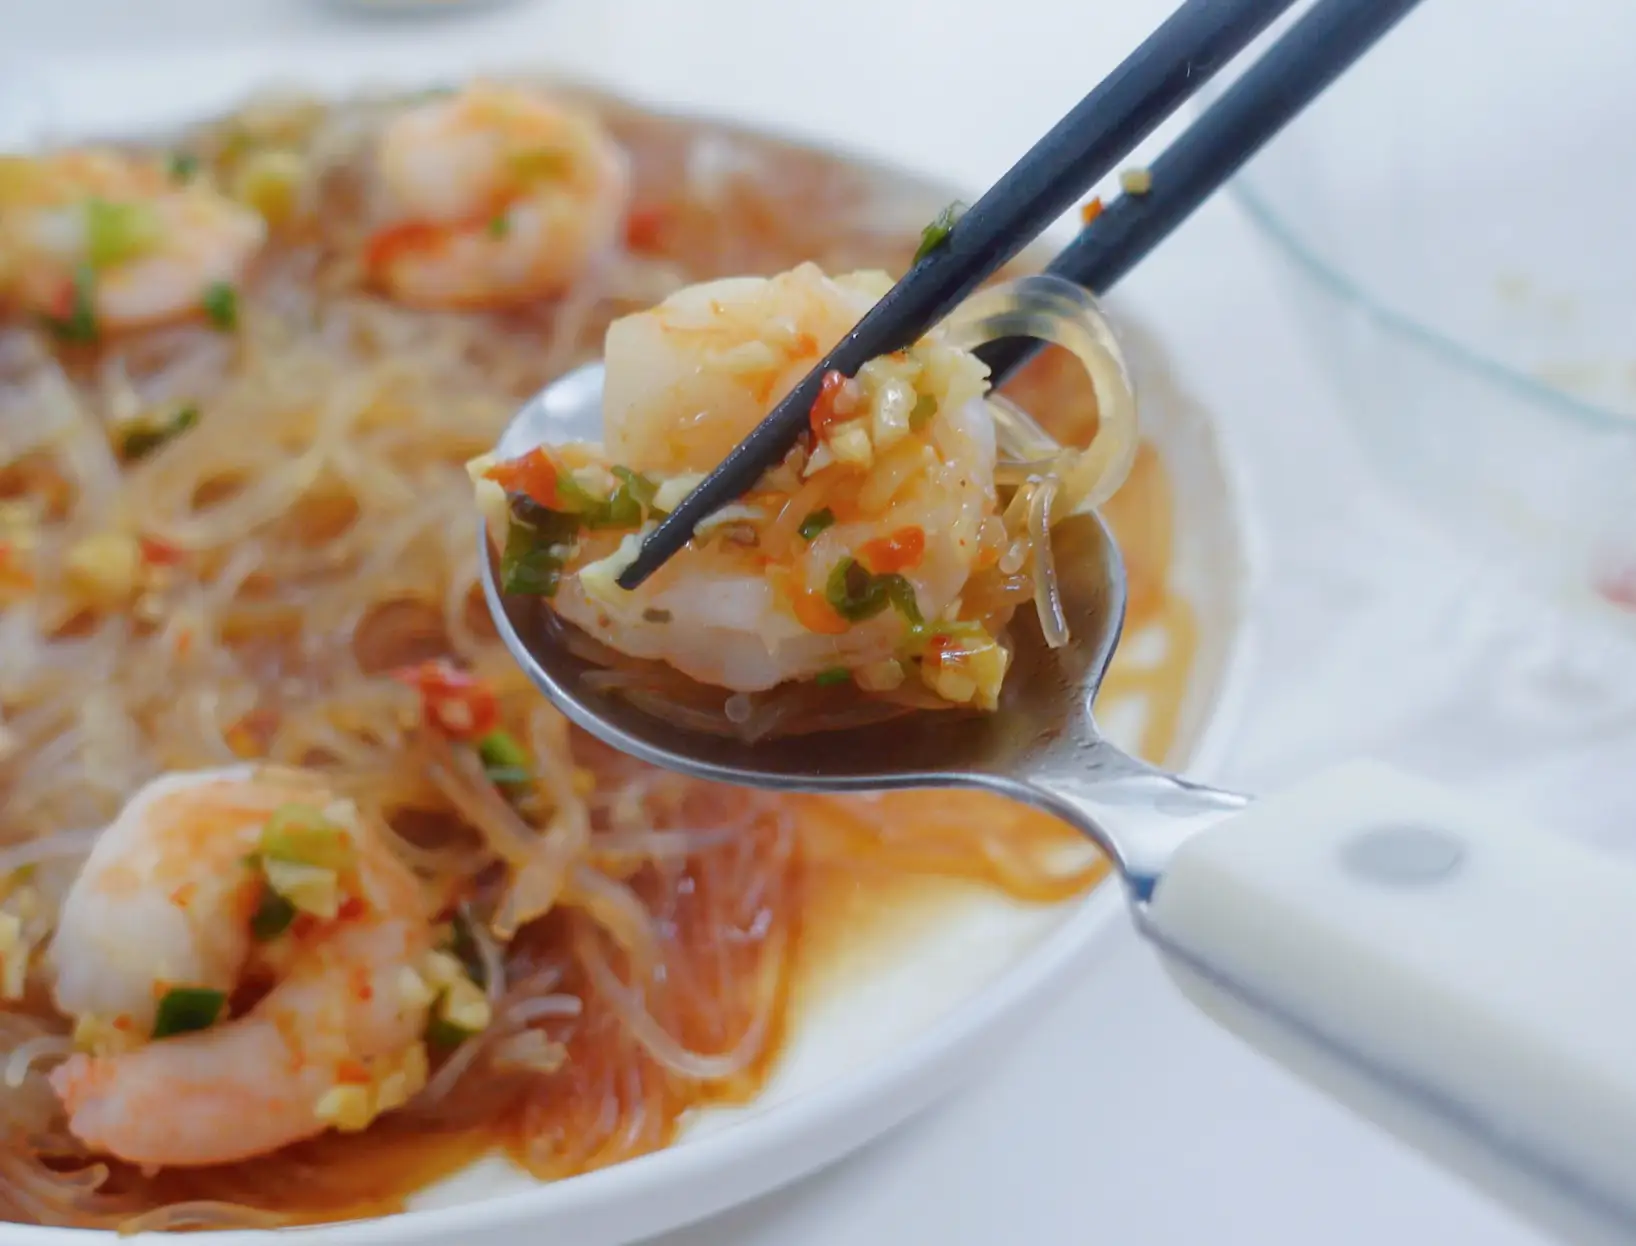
[614,0,1299,590]
[977,0,1429,387]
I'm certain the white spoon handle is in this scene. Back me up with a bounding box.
[1144,760,1636,1246]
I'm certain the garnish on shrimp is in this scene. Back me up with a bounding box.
[0,148,265,338]
[368,82,631,309]
[46,767,468,1167]
[473,262,1137,731]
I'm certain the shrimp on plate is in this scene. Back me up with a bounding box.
[472,261,1018,713]
[0,148,266,337]
[368,82,631,309]
[46,767,487,1167]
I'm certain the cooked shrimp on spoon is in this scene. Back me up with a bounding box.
[468,262,1134,728]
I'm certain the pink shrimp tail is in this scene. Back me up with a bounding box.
[48,1054,122,1154]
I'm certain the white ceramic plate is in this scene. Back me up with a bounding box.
[6,58,1256,1246]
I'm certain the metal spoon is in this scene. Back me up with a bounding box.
[485,368,1242,899]
[482,364,1636,1246]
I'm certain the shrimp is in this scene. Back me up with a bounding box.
[46,767,459,1167]
[0,148,265,335]
[475,262,1014,706]
[368,82,630,309]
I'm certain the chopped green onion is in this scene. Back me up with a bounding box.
[477,729,531,788]
[202,281,238,331]
[825,558,886,622]
[904,618,990,656]
[120,405,198,461]
[509,496,582,533]
[167,152,199,183]
[608,466,659,518]
[548,466,643,524]
[527,466,657,531]
[85,198,163,270]
[250,884,297,941]
[797,508,835,541]
[496,470,654,594]
[498,511,574,597]
[481,767,532,785]
[486,213,510,238]
[445,908,488,988]
[612,466,658,507]
[909,394,938,432]
[824,558,924,625]
[425,1013,477,1051]
[912,201,965,264]
[477,729,528,770]
[884,575,924,626]
[547,470,603,515]
[814,667,851,687]
[41,265,98,344]
[259,803,356,872]
[587,480,642,529]
[153,986,226,1039]
[575,467,657,530]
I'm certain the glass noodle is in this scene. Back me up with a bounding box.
[0,83,1190,1230]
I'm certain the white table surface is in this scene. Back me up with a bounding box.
[13,1,1624,1242]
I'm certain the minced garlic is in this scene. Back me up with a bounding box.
[0,913,27,1000]
[652,472,706,514]
[826,421,873,469]
[577,523,654,609]
[439,976,492,1033]
[374,1042,430,1113]
[396,964,437,1010]
[315,1084,373,1132]
[65,532,141,605]
[321,799,361,830]
[1120,166,1153,195]
[465,454,509,535]
[261,858,340,920]
[7,884,40,923]
[930,666,978,705]
[919,631,1010,711]
[231,149,306,228]
[421,950,465,990]
[316,1040,432,1132]
[966,640,1011,711]
[693,502,766,541]
[72,1012,140,1057]
[854,659,906,692]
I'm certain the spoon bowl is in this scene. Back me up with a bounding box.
[478,368,1636,1245]
[479,366,1244,897]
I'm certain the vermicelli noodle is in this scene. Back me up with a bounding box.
[0,83,1198,1229]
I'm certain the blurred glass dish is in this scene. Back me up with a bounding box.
[0,64,55,152]
[1207,0,1636,615]
[322,0,527,13]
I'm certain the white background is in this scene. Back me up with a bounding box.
[10,0,1620,1241]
